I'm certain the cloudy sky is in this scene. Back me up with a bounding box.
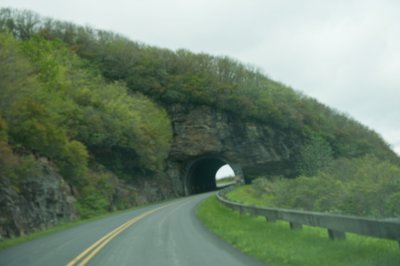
[1,0,399,159]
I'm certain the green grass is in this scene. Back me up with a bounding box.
[226,185,273,206]
[197,196,400,266]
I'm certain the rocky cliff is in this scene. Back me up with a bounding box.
[0,158,76,240]
[0,159,175,241]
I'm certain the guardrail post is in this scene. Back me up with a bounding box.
[289,222,303,230]
[265,216,276,223]
[328,229,346,240]
[265,214,278,223]
[249,207,258,216]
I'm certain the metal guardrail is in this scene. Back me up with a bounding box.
[217,186,400,246]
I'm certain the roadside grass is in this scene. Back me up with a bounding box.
[226,185,273,206]
[197,196,400,266]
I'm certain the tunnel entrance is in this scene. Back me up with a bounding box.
[185,156,239,195]
[216,164,235,188]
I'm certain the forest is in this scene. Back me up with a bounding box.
[0,8,399,218]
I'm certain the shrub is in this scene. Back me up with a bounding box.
[57,140,88,185]
[251,155,400,218]
[296,135,333,176]
[75,170,115,219]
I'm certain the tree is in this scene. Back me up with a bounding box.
[297,135,333,176]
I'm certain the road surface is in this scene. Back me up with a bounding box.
[0,193,264,266]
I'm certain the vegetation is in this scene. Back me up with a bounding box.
[1,8,398,167]
[0,8,399,223]
[216,176,236,187]
[0,27,171,218]
[296,135,333,176]
[229,155,400,218]
[227,185,274,206]
[197,196,400,266]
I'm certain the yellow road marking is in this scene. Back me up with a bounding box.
[66,205,167,266]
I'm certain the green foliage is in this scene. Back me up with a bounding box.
[20,34,172,175]
[296,135,333,176]
[324,155,400,217]
[0,29,171,184]
[249,156,400,218]
[1,8,399,220]
[0,139,40,185]
[0,141,18,180]
[57,140,88,185]
[0,114,7,142]
[1,8,398,166]
[0,32,38,115]
[226,185,274,206]
[9,98,68,158]
[0,25,173,221]
[198,196,400,266]
[75,171,114,219]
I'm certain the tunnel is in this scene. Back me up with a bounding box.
[184,156,241,195]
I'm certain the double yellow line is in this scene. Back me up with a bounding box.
[66,205,166,266]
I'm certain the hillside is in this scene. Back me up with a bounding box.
[1,8,398,161]
[0,8,399,239]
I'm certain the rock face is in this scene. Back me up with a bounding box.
[0,158,76,240]
[164,103,300,195]
[0,158,177,241]
[0,159,174,241]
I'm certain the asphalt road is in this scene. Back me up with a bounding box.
[0,193,264,266]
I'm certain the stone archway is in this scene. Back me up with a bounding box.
[164,103,298,196]
[184,155,243,194]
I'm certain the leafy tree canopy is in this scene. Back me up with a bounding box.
[0,8,398,182]
[0,30,171,184]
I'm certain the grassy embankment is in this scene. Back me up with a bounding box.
[197,189,400,266]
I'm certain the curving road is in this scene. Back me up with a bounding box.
[0,193,264,266]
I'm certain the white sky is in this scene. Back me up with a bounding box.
[216,165,234,179]
[1,0,399,156]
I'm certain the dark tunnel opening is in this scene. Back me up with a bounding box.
[186,157,235,195]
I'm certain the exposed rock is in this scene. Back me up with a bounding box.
[0,158,76,240]
[0,159,175,240]
[164,103,301,195]
[0,103,301,240]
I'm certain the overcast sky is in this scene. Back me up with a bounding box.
[1,0,399,161]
